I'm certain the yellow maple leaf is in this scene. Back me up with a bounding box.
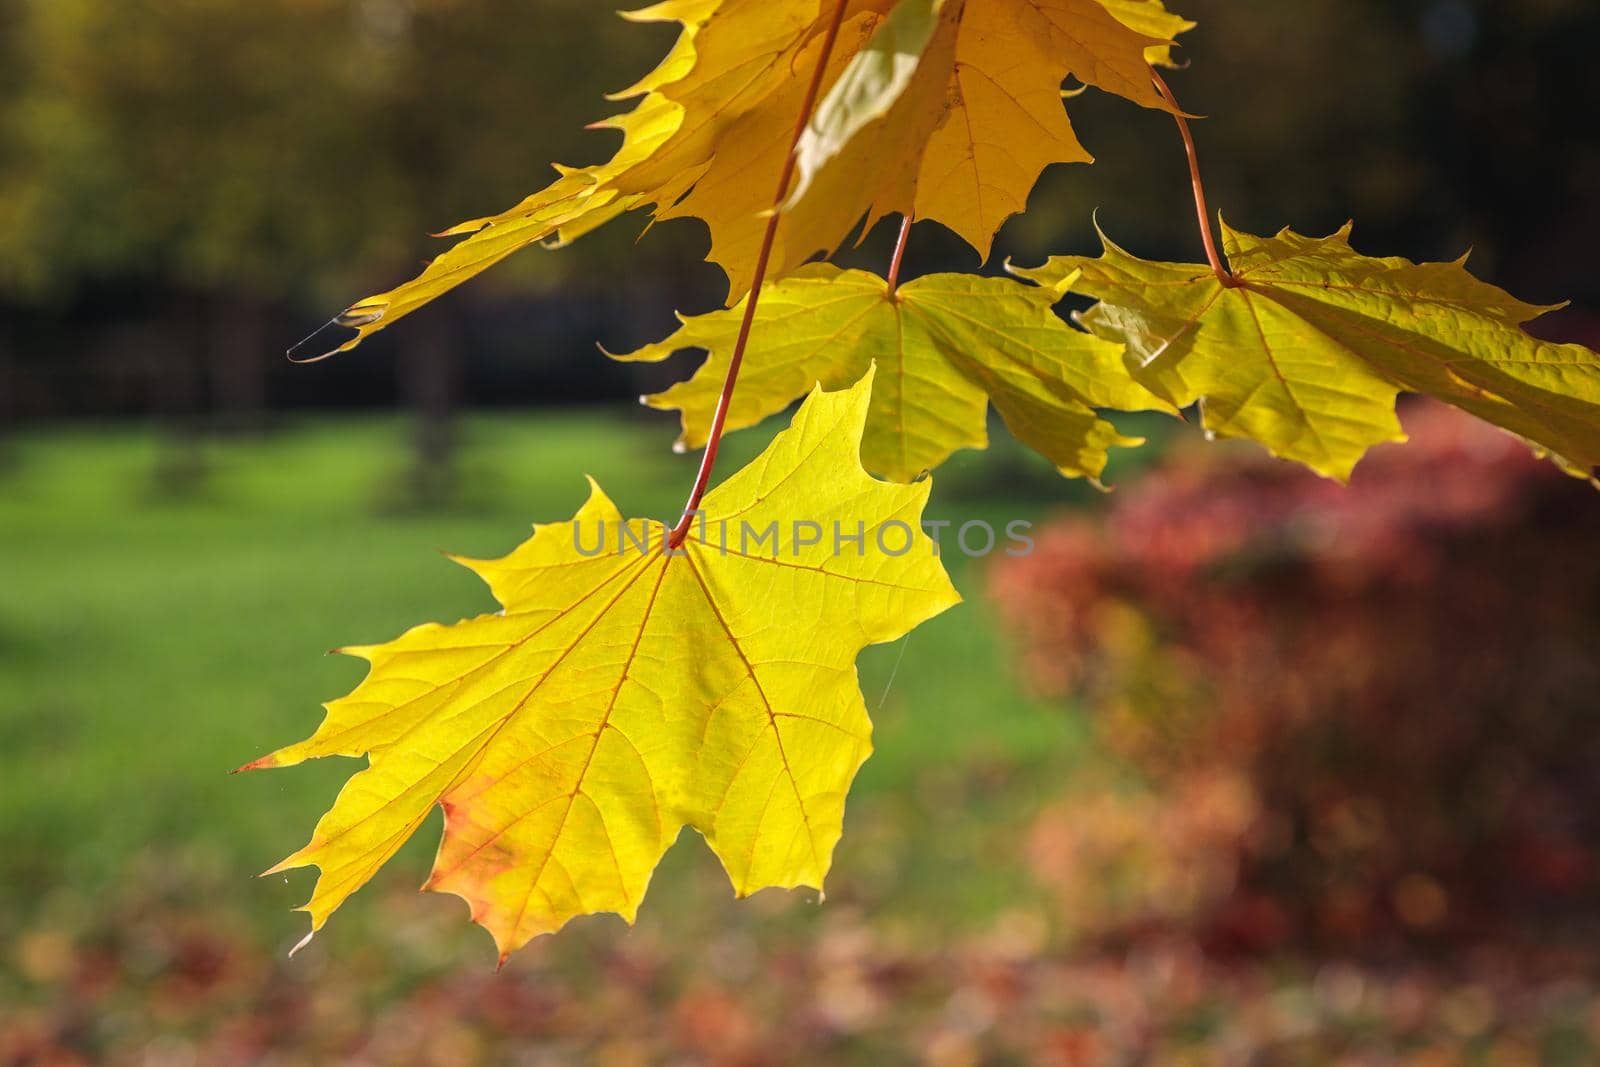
[290,1,717,361]
[1013,221,1600,482]
[295,86,684,361]
[242,370,960,961]
[663,0,1189,296]
[1098,0,1196,67]
[612,264,1170,483]
[304,0,1191,357]
[610,0,828,203]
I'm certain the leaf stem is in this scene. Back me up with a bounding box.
[667,0,852,549]
[1151,70,1236,287]
[885,214,913,297]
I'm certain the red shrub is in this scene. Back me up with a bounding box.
[993,403,1600,956]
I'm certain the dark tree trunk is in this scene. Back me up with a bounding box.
[149,297,210,497]
[397,309,461,510]
[0,326,16,473]
[209,293,272,435]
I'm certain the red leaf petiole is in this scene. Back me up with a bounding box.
[667,0,854,549]
[1152,69,1238,287]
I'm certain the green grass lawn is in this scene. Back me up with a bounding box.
[0,410,1105,935]
[13,414,1600,1067]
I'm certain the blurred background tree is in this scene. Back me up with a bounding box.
[2,0,1596,437]
[0,0,689,495]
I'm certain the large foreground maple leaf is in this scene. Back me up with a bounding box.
[243,372,960,961]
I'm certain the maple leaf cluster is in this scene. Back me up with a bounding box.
[251,0,1600,958]
[309,0,1190,354]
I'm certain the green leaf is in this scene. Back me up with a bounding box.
[1013,221,1600,482]
[610,264,1170,483]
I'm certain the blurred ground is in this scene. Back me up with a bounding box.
[4,416,1600,1066]
[0,414,1077,1063]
